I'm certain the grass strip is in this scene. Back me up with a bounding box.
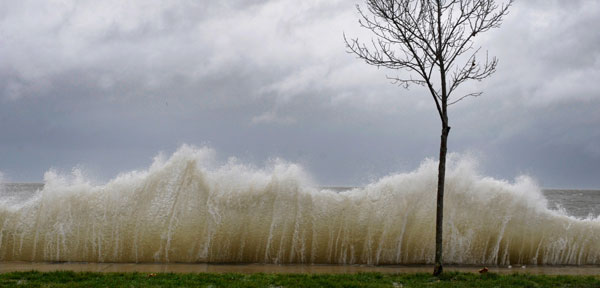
[0,271,599,287]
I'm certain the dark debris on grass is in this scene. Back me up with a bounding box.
[0,271,599,287]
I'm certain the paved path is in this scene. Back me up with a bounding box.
[1,262,600,275]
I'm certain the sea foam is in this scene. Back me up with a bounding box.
[0,145,598,265]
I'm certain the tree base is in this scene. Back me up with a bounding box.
[433,263,443,276]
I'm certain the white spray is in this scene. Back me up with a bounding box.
[0,145,599,265]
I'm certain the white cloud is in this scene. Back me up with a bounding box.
[0,0,599,187]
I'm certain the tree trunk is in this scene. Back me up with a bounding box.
[433,124,450,276]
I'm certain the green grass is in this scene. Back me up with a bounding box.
[0,271,599,287]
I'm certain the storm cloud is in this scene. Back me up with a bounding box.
[1,0,599,188]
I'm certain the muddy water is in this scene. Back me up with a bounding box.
[1,148,600,266]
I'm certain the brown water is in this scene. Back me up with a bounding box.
[1,148,599,266]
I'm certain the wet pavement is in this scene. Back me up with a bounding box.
[1,262,600,275]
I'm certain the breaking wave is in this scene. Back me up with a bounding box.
[1,145,599,265]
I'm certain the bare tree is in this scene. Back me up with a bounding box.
[345,0,513,276]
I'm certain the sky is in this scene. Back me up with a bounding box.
[0,0,599,189]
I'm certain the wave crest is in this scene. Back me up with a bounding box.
[1,146,599,265]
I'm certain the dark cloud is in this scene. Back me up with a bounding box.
[0,0,599,188]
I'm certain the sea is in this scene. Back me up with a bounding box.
[0,146,599,266]
[2,184,600,219]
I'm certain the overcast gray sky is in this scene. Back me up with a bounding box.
[1,0,599,188]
